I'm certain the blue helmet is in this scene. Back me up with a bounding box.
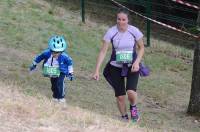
[48,35,67,52]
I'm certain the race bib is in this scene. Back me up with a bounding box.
[43,65,60,77]
[116,51,133,63]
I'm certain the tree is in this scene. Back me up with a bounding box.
[187,9,200,115]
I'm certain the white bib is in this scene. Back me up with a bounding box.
[43,55,60,77]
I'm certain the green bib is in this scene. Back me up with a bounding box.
[43,66,60,77]
[116,51,133,63]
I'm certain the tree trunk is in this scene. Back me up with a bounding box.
[187,9,200,115]
[188,40,200,115]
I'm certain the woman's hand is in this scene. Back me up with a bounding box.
[131,61,140,72]
[92,71,100,81]
[131,37,144,72]
[92,40,109,81]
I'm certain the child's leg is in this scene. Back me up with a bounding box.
[50,78,58,98]
[57,73,66,99]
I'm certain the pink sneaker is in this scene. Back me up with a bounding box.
[130,105,139,122]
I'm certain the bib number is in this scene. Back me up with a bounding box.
[43,66,60,77]
[116,51,133,63]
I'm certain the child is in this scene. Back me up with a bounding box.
[29,35,74,103]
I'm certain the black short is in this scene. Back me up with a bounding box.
[105,64,139,97]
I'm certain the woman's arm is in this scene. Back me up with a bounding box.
[93,40,109,80]
[131,37,144,72]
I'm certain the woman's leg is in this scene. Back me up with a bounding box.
[127,90,139,122]
[126,70,139,105]
[105,64,127,116]
[126,70,139,121]
[116,95,127,116]
[127,90,137,105]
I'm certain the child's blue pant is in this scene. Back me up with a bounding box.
[50,73,66,99]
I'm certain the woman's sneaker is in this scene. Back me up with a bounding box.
[130,105,139,122]
[121,114,129,122]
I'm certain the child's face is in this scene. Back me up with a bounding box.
[52,52,61,58]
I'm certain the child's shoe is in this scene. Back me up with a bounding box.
[52,98,59,102]
[59,98,66,103]
[130,105,139,122]
[58,98,67,107]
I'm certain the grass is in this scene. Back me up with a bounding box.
[1,81,145,132]
[0,0,200,131]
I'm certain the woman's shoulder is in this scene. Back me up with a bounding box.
[128,25,143,40]
[107,25,117,31]
[106,25,118,35]
[128,25,140,32]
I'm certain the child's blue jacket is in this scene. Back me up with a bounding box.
[32,49,73,75]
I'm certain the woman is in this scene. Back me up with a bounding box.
[92,8,144,122]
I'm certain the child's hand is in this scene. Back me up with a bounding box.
[67,73,74,81]
[29,63,37,71]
